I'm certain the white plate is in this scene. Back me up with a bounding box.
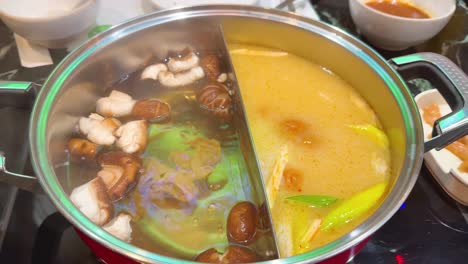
[415,89,468,205]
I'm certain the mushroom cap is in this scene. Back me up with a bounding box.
[141,63,168,80]
[195,248,222,263]
[197,83,232,119]
[97,151,142,201]
[98,151,142,181]
[67,138,98,160]
[132,99,171,122]
[222,245,258,263]
[200,54,221,81]
[98,165,131,201]
[195,246,257,263]
[98,151,141,165]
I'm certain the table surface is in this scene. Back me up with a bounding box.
[1,1,468,263]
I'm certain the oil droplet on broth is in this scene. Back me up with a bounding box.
[192,217,199,227]
[208,203,217,214]
[217,223,224,234]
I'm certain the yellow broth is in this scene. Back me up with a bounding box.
[230,44,391,256]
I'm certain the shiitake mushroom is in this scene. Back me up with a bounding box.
[197,83,232,120]
[195,201,260,263]
[223,245,258,263]
[195,248,221,263]
[227,201,258,244]
[200,54,221,81]
[195,245,257,263]
[67,138,98,160]
[97,151,142,201]
[131,99,171,122]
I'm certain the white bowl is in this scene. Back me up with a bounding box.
[349,0,456,50]
[146,0,259,10]
[0,0,98,49]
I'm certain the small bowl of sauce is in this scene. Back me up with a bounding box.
[349,0,456,50]
[365,0,430,19]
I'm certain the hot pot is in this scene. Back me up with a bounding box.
[1,5,467,264]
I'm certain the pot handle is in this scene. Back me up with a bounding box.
[0,81,38,107]
[389,53,468,152]
[0,81,40,191]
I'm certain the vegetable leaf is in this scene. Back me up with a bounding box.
[286,195,339,207]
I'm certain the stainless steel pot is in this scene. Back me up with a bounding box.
[1,5,467,264]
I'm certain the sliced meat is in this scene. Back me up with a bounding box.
[78,113,120,145]
[167,52,200,73]
[158,66,205,87]
[96,90,136,118]
[70,177,113,226]
[103,213,132,242]
[114,120,148,154]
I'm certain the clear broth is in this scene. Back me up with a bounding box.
[66,64,262,259]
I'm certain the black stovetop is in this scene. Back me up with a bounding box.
[1,1,468,263]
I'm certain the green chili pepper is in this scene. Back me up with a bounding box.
[286,195,338,207]
[321,181,388,231]
[348,124,389,148]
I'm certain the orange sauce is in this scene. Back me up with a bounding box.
[423,102,442,126]
[422,103,468,172]
[366,0,430,19]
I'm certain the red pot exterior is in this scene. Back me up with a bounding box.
[76,228,371,264]
[318,236,371,264]
[76,228,136,264]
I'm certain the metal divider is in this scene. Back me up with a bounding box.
[215,25,280,259]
